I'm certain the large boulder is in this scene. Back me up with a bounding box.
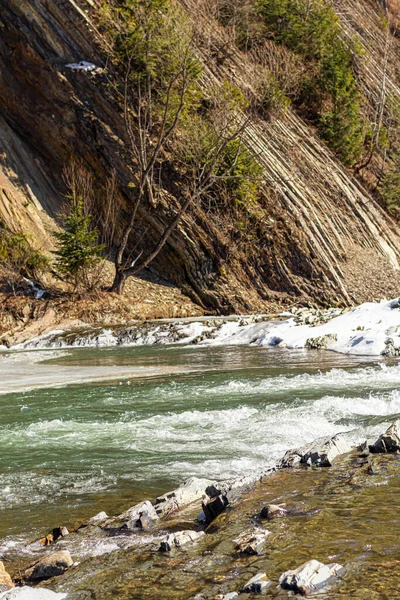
[24,550,73,581]
[369,421,400,453]
[279,434,351,468]
[279,560,344,595]
[159,530,205,551]
[233,529,270,556]
[155,477,213,516]
[0,589,67,599]
[0,562,13,592]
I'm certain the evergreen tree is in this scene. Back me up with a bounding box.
[53,201,104,290]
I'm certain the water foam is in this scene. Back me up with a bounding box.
[3,363,400,510]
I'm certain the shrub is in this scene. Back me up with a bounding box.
[381,169,400,216]
[0,224,49,293]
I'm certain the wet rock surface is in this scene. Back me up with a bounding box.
[233,529,270,555]
[279,559,344,595]
[109,500,159,530]
[280,434,352,467]
[369,420,400,453]
[5,427,400,599]
[259,504,288,519]
[0,562,13,591]
[24,550,73,581]
[242,572,270,593]
[155,478,213,516]
[202,495,229,524]
[159,530,205,552]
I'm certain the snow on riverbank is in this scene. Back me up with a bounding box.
[256,298,400,356]
[177,297,400,356]
[5,298,400,357]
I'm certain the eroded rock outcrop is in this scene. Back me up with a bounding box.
[233,529,270,556]
[242,572,270,593]
[109,500,159,530]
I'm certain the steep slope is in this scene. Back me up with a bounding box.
[1,0,400,313]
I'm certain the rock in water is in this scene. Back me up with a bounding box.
[233,529,270,555]
[155,477,213,516]
[24,550,73,581]
[0,589,67,599]
[369,421,400,453]
[202,494,229,524]
[279,560,344,595]
[111,500,159,529]
[205,474,257,504]
[242,572,270,593]
[159,530,205,551]
[87,511,108,525]
[260,504,288,519]
[0,562,14,591]
[279,434,351,467]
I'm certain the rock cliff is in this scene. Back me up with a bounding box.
[1,0,400,312]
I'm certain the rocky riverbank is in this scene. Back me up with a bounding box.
[6,297,400,359]
[2,421,400,599]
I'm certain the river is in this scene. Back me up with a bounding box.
[2,341,400,556]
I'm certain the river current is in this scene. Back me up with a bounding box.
[2,343,400,552]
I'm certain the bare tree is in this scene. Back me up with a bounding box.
[100,0,259,294]
[355,11,394,175]
[101,0,201,293]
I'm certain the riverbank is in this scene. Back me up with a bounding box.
[0,270,206,348]
[6,297,400,358]
[2,424,400,599]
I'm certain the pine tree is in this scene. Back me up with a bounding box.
[53,201,104,291]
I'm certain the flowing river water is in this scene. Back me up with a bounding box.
[2,340,400,598]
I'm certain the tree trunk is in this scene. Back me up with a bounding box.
[111,269,127,294]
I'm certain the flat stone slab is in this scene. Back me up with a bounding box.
[24,551,73,582]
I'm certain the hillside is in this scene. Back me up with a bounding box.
[1,0,400,317]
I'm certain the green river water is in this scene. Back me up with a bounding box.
[2,343,400,598]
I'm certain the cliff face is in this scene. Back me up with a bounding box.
[1,0,400,313]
